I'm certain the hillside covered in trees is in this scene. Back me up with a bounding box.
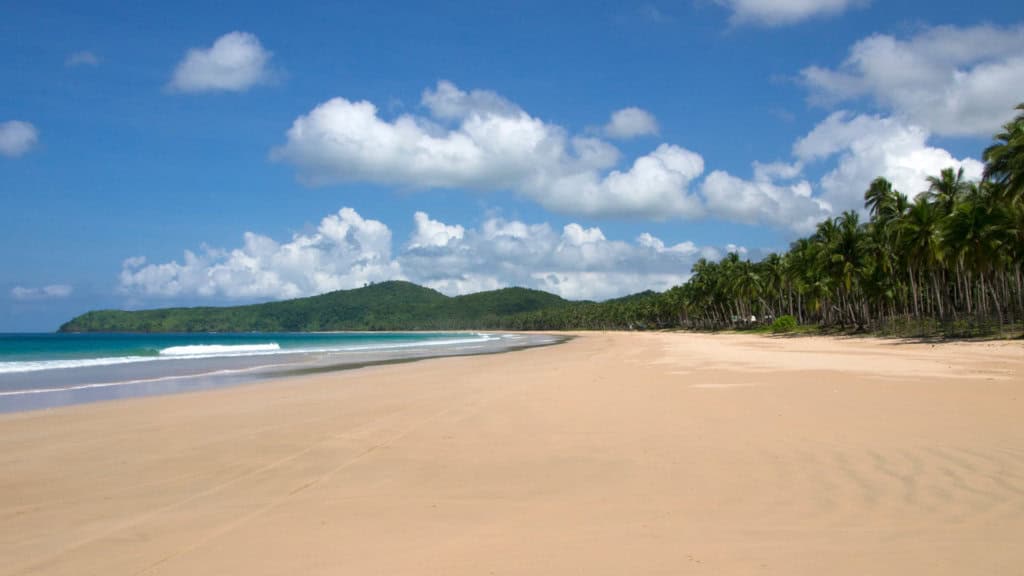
[61,104,1024,336]
[59,282,577,332]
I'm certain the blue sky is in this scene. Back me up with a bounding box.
[2,0,1022,331]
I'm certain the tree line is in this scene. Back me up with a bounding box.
[499,104,1024,336]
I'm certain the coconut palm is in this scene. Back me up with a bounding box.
[942,190,1009,316]
[983,103,1024,204]
[865,177,896,221]
[505,102,1022,335]
[923,167,971,216]
[899,197,944,317]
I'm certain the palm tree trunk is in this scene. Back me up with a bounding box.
[908,265,920,318]
[1011,266,1019,313]
[930,271,943,320]
[962,263,972,316]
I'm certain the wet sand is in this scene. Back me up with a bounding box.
[1,332,1022,575]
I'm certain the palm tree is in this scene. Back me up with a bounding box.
[620,103,1024,336]
[899,197,943,318]
[730,259,764,321]
[923,167,970,216]
[1003,201,1024,315]
[943,191,1009,317]
[865,177,896,221]
[983,103,1024,204]
[761,253,787,318]
[836,212,870,325]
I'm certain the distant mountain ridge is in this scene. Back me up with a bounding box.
[58,281,582,333]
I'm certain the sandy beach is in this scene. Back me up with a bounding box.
[1,331,1022,575]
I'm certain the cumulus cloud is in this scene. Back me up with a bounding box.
[702,170,829,234]
[406,211,714,300]
[119,208,734,302]
[272,81,704,219]
[802,24,1024,136]
[692,105,984,231]
[715,0,866,26]
[752,160,803,182]
[270,79,992,233]
[408,211,464,248]
[794,112,983,212]
[0,120,39,157]
[11,285,73,300]
[604,107,659,138]
[420,80,520,120]
[169,31,273,93]
[119,208,399,299]
[691,110,983,229]
[539,144,705,218]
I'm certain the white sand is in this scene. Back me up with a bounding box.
[1,332,1021,575]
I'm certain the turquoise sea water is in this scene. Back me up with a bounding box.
[0,332,489,371]
[0,332,549,413]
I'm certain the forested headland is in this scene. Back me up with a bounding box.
[61,104,1024,337]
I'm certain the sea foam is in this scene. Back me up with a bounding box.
[0,343,283,374]
[159,343,281,356]
[0,335,497,376]
[0,356,154,374]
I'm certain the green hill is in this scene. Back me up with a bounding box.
[58,281,577,333]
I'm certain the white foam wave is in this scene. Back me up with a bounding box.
[0,335,498,376]
[0,363,295,397]
[159,343,281,356]
[319,334,499,353]
[0,343,286,374]
[0,356,156,374]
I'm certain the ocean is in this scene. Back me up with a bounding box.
[0,332,560,413]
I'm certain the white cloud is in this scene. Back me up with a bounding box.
[401,214,712,300]
[794,112,983,213]
[404,214,719,300]
[119,208,736,302]
[273,81,858,229]
[701,170,829,234]
[604,107,659,138]
[752,160,803,182]
[119,208,400,299]
[420,80,520,120]
[65,51,99,67]
[802,24,1024,136]
[11,285,73,300]
[272,81,704,219]
[271,80,983,234]
[538,144,705,219]
[408,211,464,248]
[692,106,985,232]
[715,0,866,26]
[169,31,273,93]
[725,244,748,256]
[0,120,39,157]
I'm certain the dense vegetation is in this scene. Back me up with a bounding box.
[61,105,1024,337]
[652,104,1024,336]
[59,282,575,332]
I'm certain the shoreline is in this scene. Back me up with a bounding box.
[1,332,1021,575]
[0,332,567,414]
